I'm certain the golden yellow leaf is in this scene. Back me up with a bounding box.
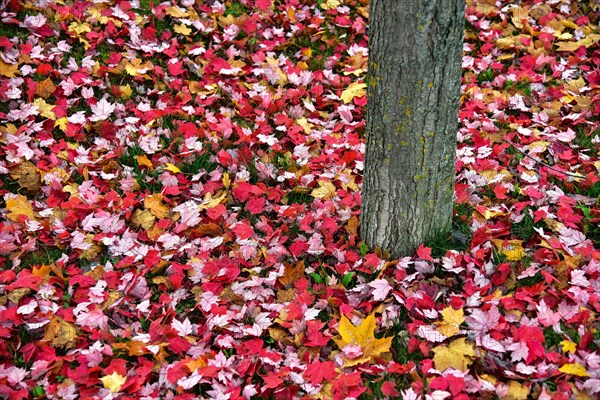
[334,313,393,366]
[69,21,91,35]
[55,117,68,132]
[136,154,153,169]
[311,180,336,200]
[100,371,127,393]
[6,195,36,221]
[174,24,192,36]
[320,0,341,10]
[143,194,171,219]
[199,191,227,210]
[164,163,181,173]
[185,358,207,372]
[340,82,367,104]
[222,172,231,189]
[432,338,476,372]
[436,306,464,337]
[560,340,577,354]
[33,98,56,119]
[493,239,525,261]
[42,316,77,349]
[131,209,156,231]
[32,264,52,283]
[166,6,189,18]
[511,6,528,29]
[559,363,589,377]
[120,84,133,99]
[0,60,19,77]
[505,380,530,400]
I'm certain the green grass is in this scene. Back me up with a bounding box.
[477,68,494,84]
[574,126,599,157]
[511,210,546,241]
[224,1,248,17]
[179,151,218,175]
[424,203,473,257]
[19,247,65,269]
[286,190,314,205]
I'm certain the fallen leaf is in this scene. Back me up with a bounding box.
[311,180,337,200]
[100,371,127,393]
[136,155,154,169]
[164,163,181,173]
[35,78,56,98]
[432,338,476,372]
[340,82,367,104]
[0,59,19,77]
[506,380,530,400]
[42,316,77,349]
[144,194,171,219]
[493,239,525,261]
[436,306,465,337]
[131,209,156,230]
[559,363,590,377]
[334,313,393,366]
[560,340,577,354]
[6,195,36,221]
[9,162,41,192]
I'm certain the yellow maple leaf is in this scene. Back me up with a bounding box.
[340,81,367,104]
[166,6,189,18]
[33,98,56,120]
[174,24,192,36]
[559,363,590,377]
[311,180,337,200]
[436,306,464,337]
[55,117,68,132]
[333,313,393,366]
[136,154,153,169]
[120,84,133,100]
[0,59,19,78]
[199,191,227,210]
[6,195,36,221]
[100,371,127,393]
[320,0,341,10]
[131,209,156,230]
[432,338,476,372]
[506,380,530,400]
[493,239,525,261]
[164,163,181,173]
[143,194,171,219]
[560,340,577,354]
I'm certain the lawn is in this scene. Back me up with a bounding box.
[0,0,599,399]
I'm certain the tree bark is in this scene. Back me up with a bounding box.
[361,0,465,257]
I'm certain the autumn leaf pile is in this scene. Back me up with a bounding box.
[0,0,599,399]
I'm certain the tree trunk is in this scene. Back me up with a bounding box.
[361,0,465,257]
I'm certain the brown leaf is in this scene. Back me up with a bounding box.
[0,59,19,77]
[35,78,56,99]
[9,162,41,192]
[7,288,31,304]
[144,194,171,219]
[345,216,359,235]
[42,316,77,349]
[131,209,156,230]
[193,223,222,237]
[279,261,305,287]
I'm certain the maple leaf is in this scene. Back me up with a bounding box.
[493,239,525,261]
[432,338,476,372]
[311,180,337,200]
[506,381,530,400]
[90,98,116,121]
[559,363,590,377]
[6,195,36,221]
[144,194,171,219]
[436,306,465,337]
[334,313,393,366]
[340,81,367,104]
[100,371,127,393]
[42,316,77,349]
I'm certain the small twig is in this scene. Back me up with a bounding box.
[502,139,587,180]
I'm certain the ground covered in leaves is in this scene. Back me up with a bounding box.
[1,0,600,399]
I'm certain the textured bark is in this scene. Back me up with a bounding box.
[361,0,465,257]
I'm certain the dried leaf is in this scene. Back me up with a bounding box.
[279,261,305,287]
[9,162,41,192]
[136,154,154,169]
[35,78,56,99]
[493,239,525,261]
[42,316,77,349]
[144,194,171,219]
[506,381,530,400]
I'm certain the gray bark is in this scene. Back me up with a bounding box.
[361,0,465,257]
